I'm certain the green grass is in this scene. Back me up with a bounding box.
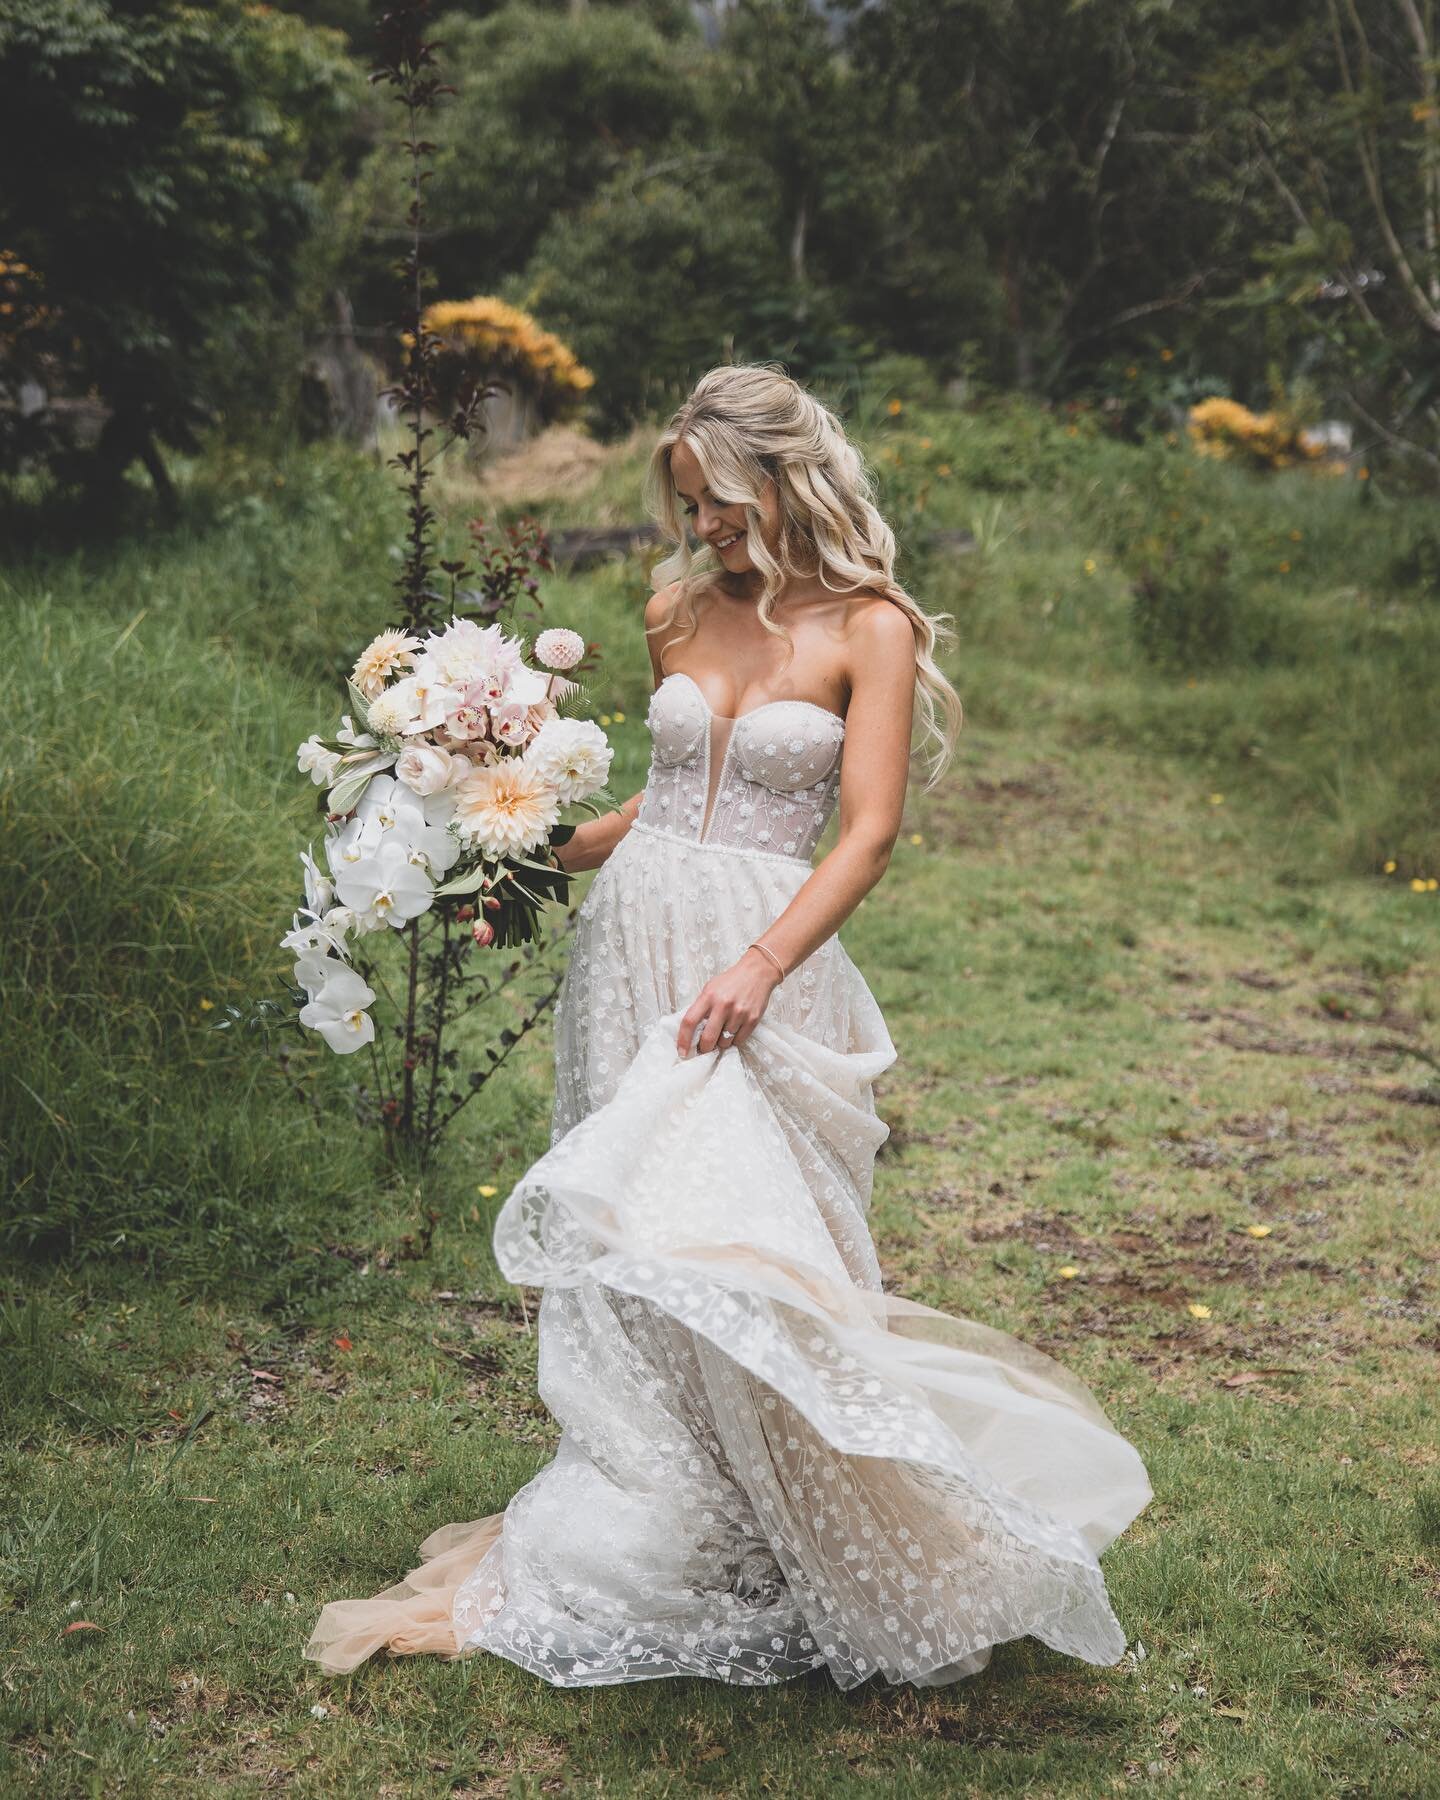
[2,403,1438,1794]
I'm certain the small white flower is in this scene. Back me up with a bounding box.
[533,627,585,671]
[309,1703,329,1720]
[296,736,341,786]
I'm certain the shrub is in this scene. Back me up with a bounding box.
[422,296,594,421]
[1186,395,1344,475]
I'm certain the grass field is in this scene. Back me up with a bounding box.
[3,401,1438,1795]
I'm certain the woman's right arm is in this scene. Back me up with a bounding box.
[551,585,678,875]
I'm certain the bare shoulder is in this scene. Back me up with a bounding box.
[844,593,918,678]
[644,581,689,681]
[644,581,680,631]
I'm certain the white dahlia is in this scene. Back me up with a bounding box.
[351,628,421,700]
[533,627,585,671]
[452,759,560,860]
[524,716,614,804]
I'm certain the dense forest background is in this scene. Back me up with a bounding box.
[2,0,1439,491]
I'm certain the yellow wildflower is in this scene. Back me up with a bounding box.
[1059,1266,1079,1280]
[612,711,625,724]
[887,398,903,416]
[1289,529,1302,541]
[937,464,951,477]
[1187,1303,1212,1319]
[198,997,215,1011]
[1411,878,1427,892]
[909,832,924,846]
[1246,1224,1272,1239]
[1083,558,1097,575]
[1160,348,1174,362]
[1383,859,1396,873]
[919,437,933,450]
[1358,467,1369,480]
[1429,878,1439,891]
[477,1184,499,1198]
[1278,561,1290,573]
[1208,793,1225,805]
[599,714,612,726]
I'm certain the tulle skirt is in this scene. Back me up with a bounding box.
[304,823,1152,1686]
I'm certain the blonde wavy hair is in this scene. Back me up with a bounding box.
[642,362,963,789]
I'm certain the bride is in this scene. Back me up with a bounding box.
[304,363,1152,1689]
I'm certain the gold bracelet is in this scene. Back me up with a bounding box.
[747,939,787,982]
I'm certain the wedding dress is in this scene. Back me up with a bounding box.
[305,668,1152,1687]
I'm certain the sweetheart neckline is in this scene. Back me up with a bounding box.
[658,669,847,733]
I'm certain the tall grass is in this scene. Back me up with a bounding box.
[2,450,408,1297]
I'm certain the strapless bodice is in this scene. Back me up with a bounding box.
[633,671,846,862]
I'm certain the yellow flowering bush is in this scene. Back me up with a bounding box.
[1186,396,1343,474]
[421,297,594,417]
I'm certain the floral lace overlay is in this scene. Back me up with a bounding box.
[304,677,1152,1689]
[636,673,846,861]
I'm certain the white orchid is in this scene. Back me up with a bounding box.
[292,947,338,999]
[298,963,376,1054]
[334,837,435,929]
[300,846,334,916]
[280,908,352,959]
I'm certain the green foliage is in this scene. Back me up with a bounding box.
[0,0,363,493]
[421,4,700,302]
[514,174,786,432]
[1386,515,1440,596]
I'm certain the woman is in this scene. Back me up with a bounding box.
[305,364,1151,1689]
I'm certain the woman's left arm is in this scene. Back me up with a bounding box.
[676,600,919,1058]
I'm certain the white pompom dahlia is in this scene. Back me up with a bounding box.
[533,627,585,671]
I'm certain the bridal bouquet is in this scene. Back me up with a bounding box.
[281,616,613,1055]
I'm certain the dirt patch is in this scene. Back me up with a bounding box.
[475,423,640,506]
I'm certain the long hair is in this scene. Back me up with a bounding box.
[641,362,963,788]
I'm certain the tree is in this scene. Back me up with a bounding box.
[0,0,361,506]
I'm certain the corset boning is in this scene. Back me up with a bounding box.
[634,672,846,862]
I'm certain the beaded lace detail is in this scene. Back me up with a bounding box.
[635,672,846,862]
